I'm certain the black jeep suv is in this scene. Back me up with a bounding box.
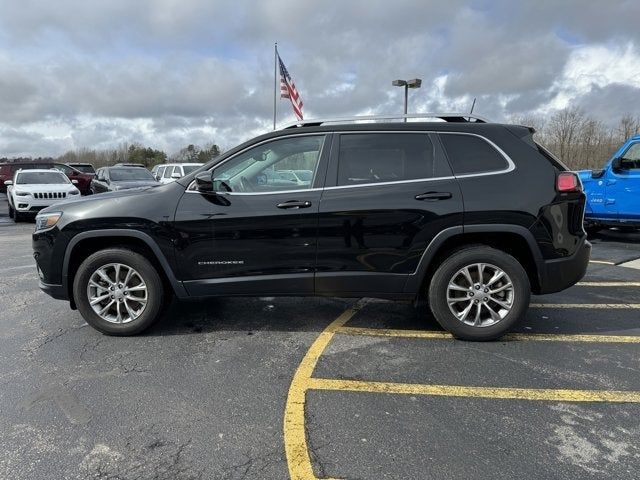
[32,114,590,340]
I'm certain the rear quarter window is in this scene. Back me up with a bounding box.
[439,133,509,175]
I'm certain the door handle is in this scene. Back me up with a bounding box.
[276,200,312,209]
[415,191,452,201]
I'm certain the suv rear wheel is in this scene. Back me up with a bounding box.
[428,246,530,341]
[73,248,164,335]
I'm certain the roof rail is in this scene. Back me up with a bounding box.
[282,113,491,129]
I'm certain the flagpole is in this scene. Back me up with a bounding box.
[273,42,278,130]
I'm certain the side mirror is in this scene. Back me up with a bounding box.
[591,169,605,179]
[171,172,182,179]
[71,179,79,185]
[194,171,213,193]
[4,180,13,186]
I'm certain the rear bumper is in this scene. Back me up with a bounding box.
[537,238,591,294]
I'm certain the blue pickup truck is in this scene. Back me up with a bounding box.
[578,134,640,233]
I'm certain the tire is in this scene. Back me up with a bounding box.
[428,246,531,341]
[13,210,22,222]
[73,248,165,335]
[8,203,14,219]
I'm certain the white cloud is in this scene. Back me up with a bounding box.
[0,0,639,156]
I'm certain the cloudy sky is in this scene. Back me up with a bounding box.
[1,0,640,157]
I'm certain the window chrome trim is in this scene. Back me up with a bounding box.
[185,132,327,194]
[184,130,516,195]
[323,175,456,190]
[186,187,324,196]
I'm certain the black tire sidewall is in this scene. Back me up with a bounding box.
[73,249,164,335]
[428,247,530,341]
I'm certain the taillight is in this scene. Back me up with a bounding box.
[556,172,581,192]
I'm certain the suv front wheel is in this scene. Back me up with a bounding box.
[73,248,164,335]
[428,246,530,341]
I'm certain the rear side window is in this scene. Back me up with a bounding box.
[440,134,509,175]
[337,133,444,186]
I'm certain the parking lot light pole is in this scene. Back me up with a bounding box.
[392,78,422,121]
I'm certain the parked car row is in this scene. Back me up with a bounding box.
[1,162,212,221]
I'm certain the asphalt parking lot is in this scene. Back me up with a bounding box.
[1,193,640,479]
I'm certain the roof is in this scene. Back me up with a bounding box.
[15,168,66,175]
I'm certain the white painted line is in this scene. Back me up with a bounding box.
[576,281,640,287]
[531,303,640,309]
[589,260,616,265]
[619,259,640,270]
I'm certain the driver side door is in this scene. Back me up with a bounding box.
[173,134,331,296]
[609,142,640,221]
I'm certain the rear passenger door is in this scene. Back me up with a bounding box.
[316,131,463,295]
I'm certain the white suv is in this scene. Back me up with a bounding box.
[5,169,80,222]
[151,163,203,184]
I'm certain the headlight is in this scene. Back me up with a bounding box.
[35,212,62,232]
[15,191,29,196]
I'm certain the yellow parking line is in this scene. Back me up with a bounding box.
[576,281,640,287]
[589,260,616,265]
[308,378,640,403]
[531,303,640,309]
[337,326,640,343]
[284,301,367,480]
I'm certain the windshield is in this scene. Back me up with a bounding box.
[182,165,202,175]
[72,164,95,173]
[110,168,155,182]
[16,171,69,184]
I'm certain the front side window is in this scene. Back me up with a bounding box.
[16,171,69,184]
[440,133,509,175]
[163,166,174,179]
[621,143,640,170]
[212,135,324,193]
[337,133,439,186]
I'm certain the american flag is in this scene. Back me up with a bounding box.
[279,54,304,120]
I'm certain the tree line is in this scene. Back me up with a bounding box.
[0,142,222,169]
[2,109,640,171]
[510,109,640,170]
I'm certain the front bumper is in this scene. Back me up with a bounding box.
[537,237,591,294]
[38,280,68,301]
[14,198,66,212]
